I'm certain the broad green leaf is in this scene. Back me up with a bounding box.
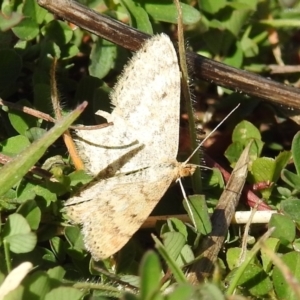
[183,195,211,235]
[8,100,38,135]
[198,0,226,14]
[25,127,47,142]
[0,135,30,156]
[281,169,300,190]
[121,0,153,34]
[261,237,280,273]
[236,264,272,296]
[161,232,186,262]
[42,20,73,46]
[273,252,300,300]
[12,18,39,41]
[274,151,291,181]
[22,271,51,299]
[166,284,195,300]
[251,157,275,199]
[232,120,261,143]
[269,214,295,245]
[49,237,66,262]
[89,38,117,79]
[47,266,66,281]
[144,1,201,25]
[153,235,187,284]
[166,218,188,239]
[3,214,37,253]
[177,244,194,266]
[0,12,23,31]
[223,41,243,68]
[223,6,254,38]
[198,283,226,300]
[44,287,86,300]
[281,199,300,223]
[17,200,41,230]
[23,0,47,24]
[64,226,85,250]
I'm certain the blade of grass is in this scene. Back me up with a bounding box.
[0,102,87,197]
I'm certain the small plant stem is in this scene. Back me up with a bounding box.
[3,240,12,273]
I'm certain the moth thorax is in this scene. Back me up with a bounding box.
[178,164,197,178]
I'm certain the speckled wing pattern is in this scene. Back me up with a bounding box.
[65,34,194,260]
[66,161,196,260]
[74,34,181,177]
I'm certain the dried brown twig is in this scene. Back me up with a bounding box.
[37,0,300,110]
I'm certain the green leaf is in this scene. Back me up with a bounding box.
[64,226,85,251]
[0,103,85,198]
[236,264,272,296]
[153,235,187,284]
[281,199,300,223]
[3,213,37,254]
[198,283,226,300]
[89,38,117,79]
[16,180,57,205]
[23,0,47,24]
[12,18,39,41]
[22,271,51,299]
[223,6,254,38]
[25,127,47,142]
[281,169,300,190]
[273,252,300,300]
[139,251,162,300]
[232,120,261,143]
[183,195,211,235]
[144,1,201,25]
[177,244,194,266]
[226,247,243,270]
[167,218,188,239]
[0,12,23,31]
[0,135,30,156]
[161,232,186,263]
[8,100,38,135]
[223,41,243,68]
[44,287,85,300]
[274,151,291,181]
[269,214,295,245]
[198,0,226,14]
[49,237,66,262]
[224,141,244,165]
[251,157,275,199]
[121,0,153,34]
[17,200,41,230]
[166,284,195,300]
[225,139,263,166]
[260,237,280,273]
[47,266,66,281]
[42,20,73,46]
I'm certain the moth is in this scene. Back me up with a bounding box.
[65,34,196,260]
